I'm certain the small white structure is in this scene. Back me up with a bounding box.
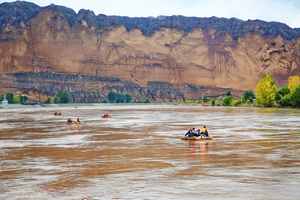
[2,99,8,104]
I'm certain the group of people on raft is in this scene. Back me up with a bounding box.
[67,118,81,124]
[185,126,209,138]
[102,113,110,118]
[54,112,62,115]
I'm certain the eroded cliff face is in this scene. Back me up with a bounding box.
[0,2,299,102]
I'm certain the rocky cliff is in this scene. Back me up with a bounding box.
[0,1,299,102]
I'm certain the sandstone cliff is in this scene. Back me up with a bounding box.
[0,1,299,102]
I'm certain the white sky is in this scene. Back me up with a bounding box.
[1,0,300,28]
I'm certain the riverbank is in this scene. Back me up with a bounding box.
[0,102,178,109]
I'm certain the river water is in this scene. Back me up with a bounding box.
[0,105,299,200]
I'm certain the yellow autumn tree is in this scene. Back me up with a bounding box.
[256,74,277,106]
[288,75,300,92]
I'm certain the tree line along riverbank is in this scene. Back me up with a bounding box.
[1,75,300,108]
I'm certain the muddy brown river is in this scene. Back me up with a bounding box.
[0,105,299,200]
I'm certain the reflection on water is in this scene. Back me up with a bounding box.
[0,105,299,200]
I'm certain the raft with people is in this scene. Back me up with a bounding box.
[66,121,81,125]
[53,112,62,116]
[182,126,213,140]
[181,136,213,140]
[66,118,81,124]
[101,113,111,118]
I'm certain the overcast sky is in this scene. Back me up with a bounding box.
[2,0,300,28]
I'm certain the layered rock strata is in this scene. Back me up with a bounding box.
[0,1,299,102]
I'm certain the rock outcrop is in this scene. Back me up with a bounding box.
[0,1,299,102]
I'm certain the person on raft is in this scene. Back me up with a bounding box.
[67,118,72,123]
[185,128,200,138]
[54,112,58,115]
[77,118,80,123]
[200,126,209,137]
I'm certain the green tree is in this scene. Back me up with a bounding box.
[278,95,292,107]
[255,74,277,106]
[19,95,25,104]
[0,94,4,101]
[125,94,132,103]
[288,75,300,92]
[6,93,14,104]
[223,95,233,106]
[56,92,69,103]
[23,96,28,103]
[242,91,255,101]
[12,97,18,104]
[14,95,21,104]
[219,96,223,101]
[145,98,150,103]
[116,93,124,103]
[290,84,300,108]
[211,99,215,106]
[275,86,290,103]
[249,97,253,103]
[241,96,245,103]
[102,99,108,103]
[226,91,232,97]
[203,97,209,101]
[53,96,60,104]
[44,96,52,104]
[233,99,242,106]
[107,91,117,103]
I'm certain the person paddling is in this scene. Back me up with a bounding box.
[185,128,197,138]
[200,126,209,137]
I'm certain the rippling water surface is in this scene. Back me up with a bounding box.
[0,105,299,200]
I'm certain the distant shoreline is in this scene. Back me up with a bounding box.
[0,102,178,109]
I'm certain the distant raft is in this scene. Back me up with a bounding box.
[66,122,81,125]
[181,136,213,140]
[101,116,111,118]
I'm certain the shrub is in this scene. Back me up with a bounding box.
[233,99,242,106]
[56,92,69,103]
[116,93,124,103]
[241,96,245,103]
[275,86,290,103]
[278,95,292,107]
[290,84,300,108]
[242,91,255,101]
[53,96,60,104]
[211,99,215,106]
[107,91,117,103]
[23,96,28,103]
[226,91,232,97]
[102,99,108,103]
[6,93,14,104]
[223,95,233,106]
[125,94,132,103]
[44,96,52,104]
[249,97,253,103]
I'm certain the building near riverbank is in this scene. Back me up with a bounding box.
[2,99,8,105]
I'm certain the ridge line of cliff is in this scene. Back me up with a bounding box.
[1,1,299,40]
